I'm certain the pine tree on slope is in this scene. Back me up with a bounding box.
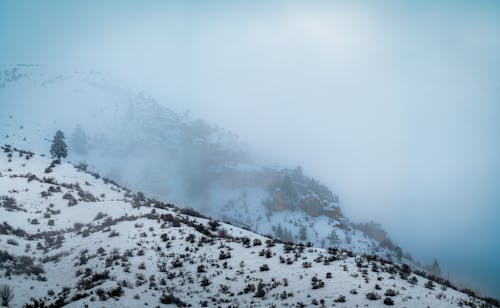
[50,130,68,160]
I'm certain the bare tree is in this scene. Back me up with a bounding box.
[0,285,14,307]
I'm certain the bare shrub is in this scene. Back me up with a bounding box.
[0,285,14,306]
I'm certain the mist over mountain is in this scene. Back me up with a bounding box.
[0,65,498,301]
[1,0,500,301]
[2,144,498,307]
[0,66,406,261]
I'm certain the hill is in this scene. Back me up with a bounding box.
[0,145,497,307]
[0,65,413,265]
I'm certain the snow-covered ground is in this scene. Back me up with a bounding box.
[0,65,417,268]
[209,185,393,255]
[0,145,494,307]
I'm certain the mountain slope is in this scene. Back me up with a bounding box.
[0,65,412,266]
[0,145,496,307]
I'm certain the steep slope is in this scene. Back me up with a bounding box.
[0,145,497,307]
[0,65,411,265]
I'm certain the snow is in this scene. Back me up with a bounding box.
[1,65,406,266]
[0,145,492,307]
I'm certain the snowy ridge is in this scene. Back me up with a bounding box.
[0,64,490,291]
[0,145,497,307]
[0,65,497,303]
[0,64,490,286]
[0,64,408,264]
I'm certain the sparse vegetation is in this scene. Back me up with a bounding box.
[425,280,435,290]
[0,144,495,308]
[0,285,14,307]
[366,292,381,300]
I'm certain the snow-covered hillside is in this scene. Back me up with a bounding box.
[0,145,496,307]
[0,65,245,204]
[0,65,416,266]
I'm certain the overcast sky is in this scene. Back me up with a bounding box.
[1,0,500,297]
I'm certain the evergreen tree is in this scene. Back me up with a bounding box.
[276,225,293,242]
[50,130,68,160]
[395,246,403,260]
[328,230,339,245]
[275,224,284,240]
[428,259,442,276]
[283,228,293,242]
[299,225,307,241]
[70,125,89,155]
